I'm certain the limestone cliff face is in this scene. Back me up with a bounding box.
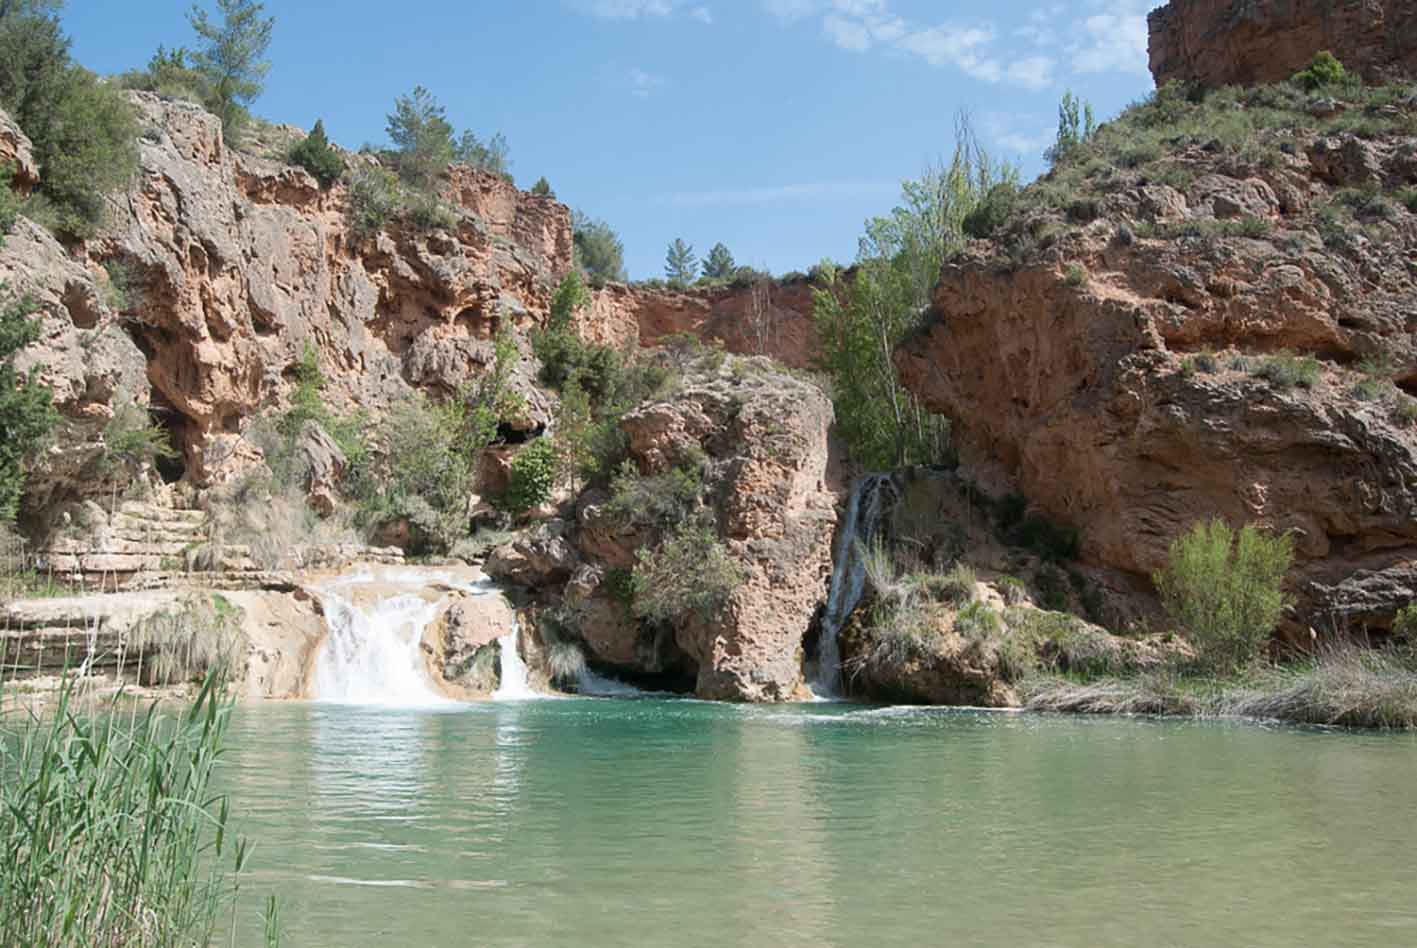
[1,94,571,497]
[1148,0,1417,89]
[895,121,1417,632]
[584,277,821,370]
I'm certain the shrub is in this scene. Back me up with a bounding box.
[0,164,17,240]
[504,438,557,513]
[288,119,343,188]
[345,165,400,238]
[1181,350,1219,376]
[572,210,627,284]
[1252,351,1321,390]
[531,176,554,197]
[454,129,511,178]
[955,600,1004,641]
[1399,188,1417,213]
[632,523,741,623]
[1292,51,1348,91]
[0,676,279,947]
[537,609,586,687]
[1064,264,1088,288]
[605,461,701,529]
[405,190,457,232]
[356,394,473,552]
[1034,563,1071,612]
[1153,518,1294,672]
[0,287,57,523]
[1016,514,1080,562]
[919,561,976,605]
[961,181,1017,239]
[998,575,1029,605]
[1392,396,1417,428]
[130,595,247,686]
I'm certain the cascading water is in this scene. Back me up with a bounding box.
[492,626,537,701]
[313,568,541,707]
[810,473,900,698]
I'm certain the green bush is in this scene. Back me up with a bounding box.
[1153,518,1294,672]
[0,287,57,523]
[955,600,1004,641]
[288,119,343,188]
[0,164,18,239]
[1064,264,1088,287]
[962,182,1018,239]
[605,461,701,529]
[345,165,400,238]
[632,523,741,623]
[531,176,554,197]
[1252,351,1321,390]
[385,85,453,190]
[504,438,557,513]
[405,190,457,232]
[116,45,209,103]
[1292,51,1348,91]
[572,210,627,284]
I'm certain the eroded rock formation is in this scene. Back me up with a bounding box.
[895,117,1417,631]
[1148,0,1417,89]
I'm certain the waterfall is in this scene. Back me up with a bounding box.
[492,626,538,701]
[810,473,899,698]
[313,587,452,706]
[313,568,529,707]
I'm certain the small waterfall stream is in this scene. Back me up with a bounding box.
[810,473,900,698]
[312,568,542,706]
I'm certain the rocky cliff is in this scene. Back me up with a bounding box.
[1149,0,1417,89]
[1,93,571,506]
[895,79,1417,635]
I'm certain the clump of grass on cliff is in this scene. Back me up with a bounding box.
[0,674,281,946]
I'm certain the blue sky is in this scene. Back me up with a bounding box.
[64,0,1159,279]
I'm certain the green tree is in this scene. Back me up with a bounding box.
[187,0,274,140]
[386,85,454,190]
[505,437,557,513]
[454,129,511,179]
[0,10,138,240]
[701,242,735,281]
[0,164,18,240]
[572,210,626,284]
[814,116,1013,469]
[530,177,554,198]
[287,119,343,188]
[0,286,57,522]
[1154,519,1294,673]
[664,238,696,288]
[554,372,595,492]
[118,46,209,103]
[1045,90,1097,168]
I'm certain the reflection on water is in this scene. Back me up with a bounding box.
[224,702,1417,948]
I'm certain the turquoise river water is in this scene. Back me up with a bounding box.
[224,699,1417,947]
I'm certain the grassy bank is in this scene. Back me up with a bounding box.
[1022,648,1417,729]
[0,674,279,946]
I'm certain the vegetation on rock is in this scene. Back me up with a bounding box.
[0,286,56,523]
[287,118,342,188]
[187,0,274,140]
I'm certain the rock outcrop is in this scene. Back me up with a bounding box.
[584,276,821,370]
[894,91,1417,633]
[1,92,571,502]
[0,107,38,193]
[1148,0,1417,89]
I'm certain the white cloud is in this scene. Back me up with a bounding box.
[573,0,713,22]
[629,68,666,98]
[764,0,1147,86]
[660,179,897,208]
[983,112,1055,157]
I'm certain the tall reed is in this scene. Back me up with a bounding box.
[0,672,279,946]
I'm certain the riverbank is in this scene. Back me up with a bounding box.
[1022,648,1417,729]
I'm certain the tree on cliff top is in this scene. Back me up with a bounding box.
[665,239,697,289]
[0,286,57,523]
[572,211,626,284]
[288,119,343,188]
[702,243,736,282]
[188,0,274,140]
[387,85,454,190]
[454,129,512,181]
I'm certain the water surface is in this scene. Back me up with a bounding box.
[225,700,1417,947]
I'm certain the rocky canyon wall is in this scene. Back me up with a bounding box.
[1148,0,1417,89]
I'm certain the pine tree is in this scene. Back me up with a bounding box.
[702,242,735,281]
[664,238,697,288]
[288,119,342,188]
[386,85,454,190]
[531,177,554,198]
[188,0,274,139]
[573,211,626,284]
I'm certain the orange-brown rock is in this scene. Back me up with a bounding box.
[1148,0,1417,89]
[894,120,1417,631]
[574,357,839,701]
[584,276,821,370]
[1,92,572,501]
[0,107,38,194]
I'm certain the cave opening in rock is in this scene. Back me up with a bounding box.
[147,394,189,485]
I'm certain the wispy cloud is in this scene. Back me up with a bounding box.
[659,178,897,208]
[762,0,1146,87]
[628,67,667,98]
[571,0,713,22]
